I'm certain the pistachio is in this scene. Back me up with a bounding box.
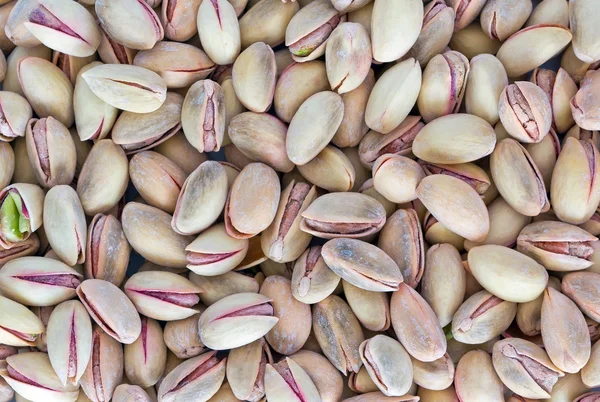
[239,0,299,48]
[572,70,600,130]
[0,234,39,268]
[232,42,277,113]
[405,0,455,66]
[197,0,240,65]
[343,280,390,332]
[452,0,487,31]
[264,357,320,402]
[423,212,465,251]
[570,0,600,63]
[161,0,202,42]
[449,22,502,60]
[96,25,137,65]
[290,245,340,305]
[297,146,355,192]
[371,0,422,62]
[112,385,152,402]
[189,271,259,307]
[325,22,371,94]
[562,272,600,323]
[582,340,600,388]
[225,338,272,402]
[411,353,454,391]
[124,316,167,388]
[0,183,43,249]
[372,155,425,204]
[290,350,343,402]
[154,131,208,176]
[454,350,504,402]
[0,295,44,347]
[465,54,508,125]
[525,128,561,189]
[526,0,569,27]
[359,179,396,218]
[0,91,32,142]
[480,0,533,41]
[532,68,578,134]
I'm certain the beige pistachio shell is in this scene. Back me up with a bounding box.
[290,350,344,402]
[343,280,390,332]
[232,42,276,113]
[226,338,272,401]
[124,317,167,388]
[189,271,259,307]
[297,146,355,192]
[480,0,533,41]
[373,154,425,204]
[0,91,32,142]
[465,54,508,125]
[161,0,202,42]
[371,0,422,62]
[411,353,454,391]
[405,0,455,66]
[525,128,561,189]
[572,70,600,131]
[154,131,208,176]
[449,22,502,60]
[562,272,600,323]
[291,246,341,305]
[570,0,600,63]
[4,45,52,96]
[197,0,240,65]
[0,295,45,347]
[582,340,600,387]
[454,350,504,402]
[264,358,321,402]
[181,79,225,154]
[164,313,206,360]
[240,0,299,48]
[526,0,569,27]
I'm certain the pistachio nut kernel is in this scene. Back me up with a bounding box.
[0,184,43,249]
[264,357,321,402]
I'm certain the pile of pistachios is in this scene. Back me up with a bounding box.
[2,0,600,401]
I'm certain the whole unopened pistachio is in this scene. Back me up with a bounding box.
[124,316,167,388]
[197,0,240,65]
[181,80,225,154]
[465,54,508,125]
[449,22,502,59]
[454,350,504,402]
[325,22,371,94]
[0,183,43,249]
[298,146,355,193]
[232,42,276,113]
[239,0,299,48]
[562,272,600,323]
[0,91,32,142]
[343,280,390,332]
[161,0,202,42]
[570,0,600,63]
[371,0,422,62]
[405,0,454,66]
[0,295,44,347]
[226,338,272,402]
[264,357,321,402]
[163,311,206,359]
[372,155,425,204]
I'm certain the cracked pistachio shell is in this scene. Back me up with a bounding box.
[325,22,371,94]
[5,0,41,47]
[570,0,600,63]
[297,145,355,192]
[77,139,128,215]
[526,0,569,27]
[164,311,206,359]
[312,295,364,374]
[76,279,141,344]
[226,338,272,401]
[563,272,600,323]
[497,24,573,77]
[0,295,44,347]
[197,0,240,65]
[124,317,167,388]
[468,245,548,302]
[43,185,87,266]
[122,202,192,268]
[419,161,491,195]
[490,138,550,217]
[480,0,533,41]
[181,80,225,154]
[73,62,118,142]
[551,138,600,224]
[80,326,123,402]
[82,64,167,113]
[95,0,163,50]
[572,70,600,130]
[274,60,329,123]
[365,58,421,134]
[129,151,185,214]
[371,0,422,62]
[372,154,425,204]
[343,280,390,332]
[377,209,424,289]
[531,67,578,134]
[452,0,487,31]
[290,350,343,402]
[390,282,446,362]
[189,271,259,306]
[291,246,340,305]
[133,42,215,89]
[455,350,504,402]
[261,180,317,263]
[225,163,281,239]
[0,183,44,249]
[416,174,490,242]
[525,128,561,189]
[260,275,311,355]
[465,54,508,125]
[542,287,591,373]
[411,353,454,391]
[421,243,465,327]
[405,0,454,66]
[161,0,202,42]
[1,352,79,402]
[264,358,320,402]
[240,0,299,48]
[413,114,496,164]
[17,57,74,127]
[46,300,92,386]
[198,292,278,350]
[232,42,276,113]
[228,112,294,173]
[0,91,32,142]
[172,161,228,236]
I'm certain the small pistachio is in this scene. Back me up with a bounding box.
[0,183,44,249]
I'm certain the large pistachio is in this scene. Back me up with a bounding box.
[541,287,591,373]
[454,350,504,402]
[232,42,276,113]
[365,58,421,134]
[372,155,424,204]
[122,202,193,268]
[197,0,240,65]
[124,271,201,321]
[291,245,340,305]
[226,338,272,402]
[562,272,600,323]
[46,300,92,386]
[0,233,39,268]
[325,22,371,94]
[189,271,259,307]
[0,91,32,142]
[198,292,278,350]
[264,357,320,402]
[419,161,490,195]
[3,45,52,96]
[96,25,137,65]
[286,90,344,165]
[300,192,386,239]
[390,283,447,362]
[76,279,141,344]
[124,317,167,388]
[490,138,550,216]
[561,43,599,84]
[161,0,202,42]
[0,295,44,347]
[343,280,390,332]
[468,245,548,303]
[181,80,225,154]
[0,183,43,249]
[465,54,508,125]
[0,256,82,306]
[411,353,454,391]
[95,0,163,50]
[405,0,454,66]
[480,0,533,41]
[240,0,299,48]
[423,212,465,251]
[570,0,600,63]
[449,22,502,59]
[261,180,317,263]
[371,0,422,62]
[312,295,364,374]
[551,138,600,224]
[298,146,355,192]
[452,0,487,31]
[290,350,343,402]
[4,0,41,47]
[43,185,87,266]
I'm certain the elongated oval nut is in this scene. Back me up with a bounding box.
[77,279,141,344]
[365,58,422,134]
[0,183,44,249]
[264,357,321,402]
[161,0,202,42]
[343,280,390,332]
[181,79,225,154]
[570,0,600,63]
[371,0,423,62]
[226,338,272,401]
[0,91,32,141]
[499,81,552,143]
[189,271,259,307]
[291,245,341,305]
[531,67,577,135]
[5,0,43,47]
[405,0,454,66]
[419,161,491,195]
[465,54,508,125]
[124,316,167,388]
[582,340,600,388]
[480,0,533,41]
[198,292,278,350]
[197,0,240,65]
[372,154,425,204]
[325,22,371,94]
[239,0,299,48]
[562,272,600,323]
[411,353,454,391]
[82,64,167,113]
[454,350,505,402]
[232,42,276,113]
[163,313,207,360]
[0,295,44,347]
[468,245,548,303]
[289,350,343,402]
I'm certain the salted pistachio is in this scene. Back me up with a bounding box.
[541,287,591,373]
[552,138,600,224]
[189,271,259,306]
[161,0,201,42]
[232,42,276,113]
[405,0,454,66]
[496,24,573,77]
[371,0,422,62]
[570,0,600,63]
[162,312,205,360]
[5,0,42,49]
[43,185,86,266]
[490,138,549,217]
[95,0,163,50]
[413,113,496,164]
[452,0,487,31]
[289,350,343,402]
[452,290,517,344]
[96,24,137,64]
[480,0,532,41]
[0,91,32,142]
[124,317,167,388]
[113,385,152,402]
[544,373,590,402]
[343,280,390,332]
[498,81,552,144]
[180,82,225,155]
[449,22,502,59]
[80,326,124,402]
[264,357,320,402]
[468,245,548,303]
[420,161,490,196]
[82,64,167,113]
[517,221,597,272]
[46,300,92,387]
[411,353,454,391]
[365,58,421,134]
[0,352,79,402]
[0,183,43,249]
[300,192,386,239]
[526,0,569,27]
[197,0,240,65]
[312,295,364,374]
[287,90,344,165]
[465,54,508,125]
[261,181,317,263]
[417,50,469,123]
[0,234,39,268]
[291,246,340,305]
[454,350,504,402]
[239,0,298,48]
[531,68,577,134]
[226,338,272,402]
[572,70,600,130]
[325,22,371,94]
[372,154,424,204]
[298,146,355,192]
[563,272,600,323]
[421,243,465,327]
[0,256,82,306]
[0,295,44,347]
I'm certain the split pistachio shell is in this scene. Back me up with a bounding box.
[232,42,276,113]
[405,0,455,66]
[286,90,344,165]
[124,316,167,388]
[197,0,240,65]
[562,272,600,323]
[468,245,548,303]
[4,0,42,48]
[372,154,425,204]
[570,0,600,63]
[290,350,343,402]
[122,202,193,268]
[516,276,561,337]
[365,58,422,134]
[226,338,272,401]
[499,81,552,143]
[454,350,504,402]
[452,0,487,31]
[411,353,454,391]
[465,54,508,125]
[264,358,320,402]
[371,0,422,62]
[291,246,341,305]
[0,295,45,347]
[189,271,259,307]
[531,67,578,134]
[181,80,225,154]
[0,183,44,249]
[161,0,202,42]
[480,0,533,41]
[4,45,52,96]
[0,91,32,142]
[76,279,142,344]
[325,22,371,94]
[239,0,299,48]
[297,146,355,192]
[80,326,123,402]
